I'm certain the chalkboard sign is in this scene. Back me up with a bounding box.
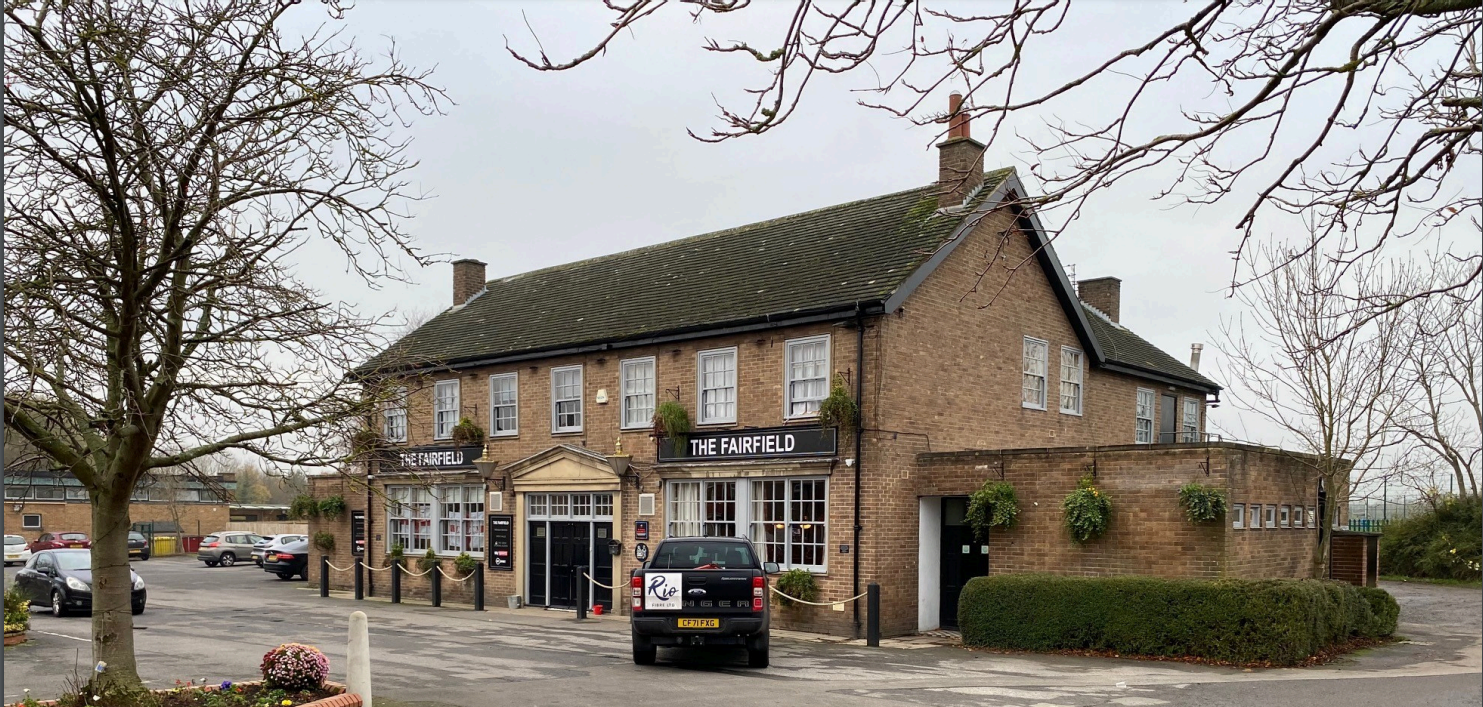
[350,510,366,557]
[487,514,514,571]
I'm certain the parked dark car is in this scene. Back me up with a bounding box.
[12,549,147,617]
[28,532,90,552]
[629,536,777,667]
[261,537,310,581]
[127,531,151,561]
[252,534,305,566]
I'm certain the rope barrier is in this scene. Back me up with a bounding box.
[437,565,476,582]
[583,572,620,590]
[399,564,435,577]
[362,562,394,573]
[325,560,354,572]
[769,585,868,607]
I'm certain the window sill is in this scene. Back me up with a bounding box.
[551,429,584,436]
[695,421,737,428]
[490,432,519,440]
[1058,409,1083,417]
[1021,403,1047,411]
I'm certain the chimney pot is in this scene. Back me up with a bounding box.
[1190,343,1204,372]
[1077,276,1121,323]
[937,92,986,209]
[452,258,487,306]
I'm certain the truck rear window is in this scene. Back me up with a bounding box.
[649,541,757,570]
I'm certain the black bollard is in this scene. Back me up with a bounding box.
[474,562,485,611]
[866,583,881,647]
[391,561,401,604]
[431,565,442,607]
[319,556,329,598]
[576,565,588,620]
[354,560,364,600]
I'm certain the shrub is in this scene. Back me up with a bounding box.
[451,417,485,445]
[652,400,692,440]
[454,552,478,576]
[1380,495,1482,581]
[312,532,335,553]
[1062,476,1111,544]
[774,569,819,608]
[389,543,405,565]
[1357,586,1400,637]
[5,586,30,633]
[816,375,859,435]
[288,495,320,520]
[957,574,1396,666]
[1178,483,1227,524]
[418,548,439,572]
[317,495,347,520]
[260,643,330,690]
[966,481,1019,541]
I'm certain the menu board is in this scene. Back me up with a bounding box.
[350,510,366,557]
[487,514,513,571]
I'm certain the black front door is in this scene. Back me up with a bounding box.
[548,521,591,609]
[1160,393,1178,443]
[592,522,613,611]
[939,497,988,630]
[527,522,548,606]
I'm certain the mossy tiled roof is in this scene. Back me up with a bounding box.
[1081,303,1219,390]
[369,169,1014,370]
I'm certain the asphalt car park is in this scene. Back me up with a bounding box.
[3,558,1479,707]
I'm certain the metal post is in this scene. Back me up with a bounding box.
[866,583,880,648]
[431,566,442,607]
[1383,479,1388,522]
[576,565,588,621]
[354,559,364,601]
[391,561,401,604]
[474,562,485,611]
[320,556,329,598]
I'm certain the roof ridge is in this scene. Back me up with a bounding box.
[1079,300,1126,330]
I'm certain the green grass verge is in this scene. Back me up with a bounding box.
[1380,574,1483,589]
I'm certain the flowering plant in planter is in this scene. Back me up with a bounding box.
[260,643,330,690]
[1062,475,1112,544]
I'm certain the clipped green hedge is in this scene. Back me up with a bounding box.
[958,574,1396,666]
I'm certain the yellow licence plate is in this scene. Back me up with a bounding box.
[677,618,720,629]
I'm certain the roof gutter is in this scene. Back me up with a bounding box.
[1100,361,1220,394]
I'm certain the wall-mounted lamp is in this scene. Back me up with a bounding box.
[606,437,634,486]
[473,444,502,490]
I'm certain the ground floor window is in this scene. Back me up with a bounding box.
[387,484,484,556]
[666,477,828,572]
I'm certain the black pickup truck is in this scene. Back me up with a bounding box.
[629,536,779,667]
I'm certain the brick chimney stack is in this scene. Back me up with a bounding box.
[452,258,487,306]
[1077,276,1121,323]
[937,92,987,209]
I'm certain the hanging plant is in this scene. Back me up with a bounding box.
[966,481,1020,541]
[816,375,859,436]
[1179,483,1227,524]
[317,495,347,521]
[312,532,336,553]
[289,495,320,520]
[774,569,819,608]
[1063,475,1112,544]
[417,548,439,572]
[652,400,692,440]
[451,417,485,445]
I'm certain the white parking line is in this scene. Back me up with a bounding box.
[31,629,90,642]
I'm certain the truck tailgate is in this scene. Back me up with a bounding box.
[639,569,758,613]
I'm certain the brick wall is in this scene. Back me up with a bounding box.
[4,501,230,546]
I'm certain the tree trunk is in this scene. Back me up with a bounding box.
[1310,478,1339,580]
[91,486,141,690]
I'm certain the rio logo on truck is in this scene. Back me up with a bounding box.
[644,572,683,610]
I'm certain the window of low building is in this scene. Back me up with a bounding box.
[620,357,656,430]
[785,335,830,419]
[667,477,828,572]
[489,373,519,437]
[21,514,41,529]
[1135,388,1156,443]
[551,365,584,433]
[1307,506,1317,528]
[386,486,433,553]
[437,485,485,555]
[1280,505,1291,528]
[382,386,408,443]
[1059,347,1083,415]
[1022,337,1049,410]
[433,380,460,440]
[1293,505,1304,528]
[697,348,738,425]
[1232,503,1245,529]
[1181,397,1200,443]
[1265,504,1277,529]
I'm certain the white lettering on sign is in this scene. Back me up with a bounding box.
[398,448,471,468]
[644,572,683,611]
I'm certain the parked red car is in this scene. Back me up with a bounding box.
[29,532,91,552]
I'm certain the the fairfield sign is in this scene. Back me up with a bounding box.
[391,445,481,470]
[658,427,836,462]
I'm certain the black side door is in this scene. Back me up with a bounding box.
[1160,393,1178,443]
[592,522,613,611]
[548,522,590,609]
[939,497,988,630]
[528,521,547,606]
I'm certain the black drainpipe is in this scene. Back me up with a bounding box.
[852,304,865,638]
[365,463,374,597]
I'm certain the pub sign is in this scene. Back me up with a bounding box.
[658,426,837,462]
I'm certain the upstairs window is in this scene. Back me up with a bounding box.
[698,348,738,425]
[1181,397,1200,442]
[785,336,830,419]
[1059,347,1084,415]
[489,373,518,437]
[382,387,407,443]
[1022,337,1048,410]
[1135,388,1155,443]
[433,380,460,440]
[551,366,583,433]
[620,358,656,430]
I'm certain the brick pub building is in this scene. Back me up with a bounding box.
[310,98,1345,637]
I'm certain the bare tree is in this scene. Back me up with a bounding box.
[3,0,443,690]
[1215,236,1407,577]
[510,0,1480,304]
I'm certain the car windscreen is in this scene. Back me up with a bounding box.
[5,535,24,545]
[648,540,757,570]
[54,551,90,571]
[59,533,88,541]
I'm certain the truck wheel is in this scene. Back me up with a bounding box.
[632,636,656,666]
[747,635,770,669]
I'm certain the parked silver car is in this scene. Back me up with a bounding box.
[195,532,264,567]
[252,534,306,566]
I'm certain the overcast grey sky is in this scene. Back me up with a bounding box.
[280,1,1467,458]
